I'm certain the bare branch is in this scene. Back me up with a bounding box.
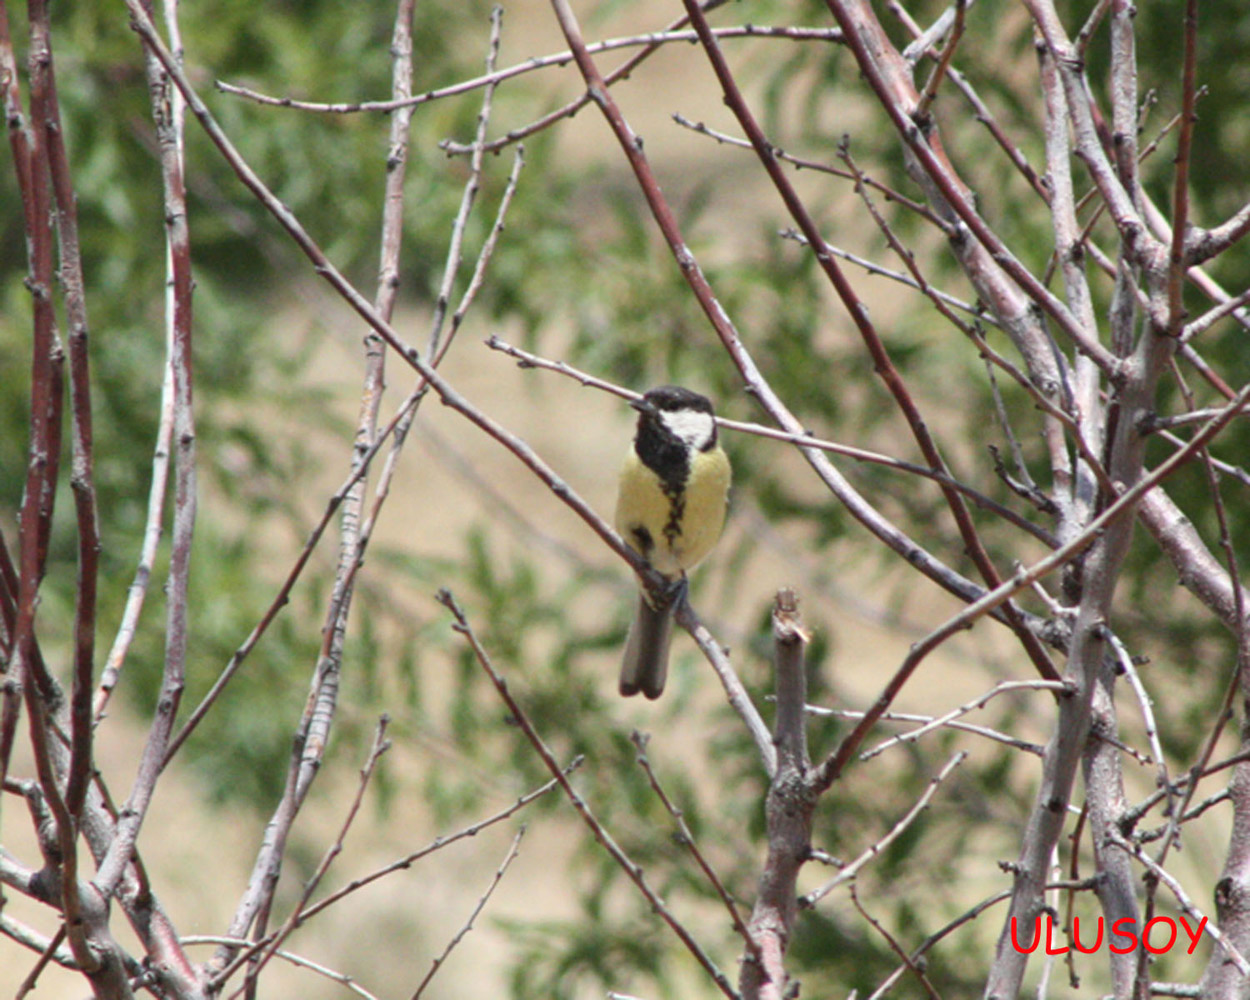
[95,0,198,898]
[1107,830,1249,975]
[802,751,967,907]
[738,589,813,1000]
[913,0,966,123]
[631,731,759,961]
[850,882,942,1000]
[810,703,1046,756]
[230,719,392,996]
[1164,0,1199,335]
[293,769,570,930]
[436,590,739,1000]
[673,113,945,227]
[440,0,736,156]
[428,5,502,358]
[859,680,1070,761]
[815,377,1250,793]
[218,23,839,117]
[94,321,174,720]
[408,826,525,1000]
[184,937,382,1000]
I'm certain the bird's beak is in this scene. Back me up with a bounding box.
[629,396,655,415]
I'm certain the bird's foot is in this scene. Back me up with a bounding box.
[667,573,690,609]
[641,573,688,613]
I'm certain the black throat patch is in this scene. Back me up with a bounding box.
[635,412,693,550]
[635,414,691,493]
[631,387,719,554]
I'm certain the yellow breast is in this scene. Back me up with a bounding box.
[615,446,730,578]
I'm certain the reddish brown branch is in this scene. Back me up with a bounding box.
[682,0,1061,687]
[1165,0,1198,335]
[18,2,103,986]
[544,0,1067,691]
[33,0,99,822]
[830,0,1118,372]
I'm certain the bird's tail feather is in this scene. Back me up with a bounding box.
[619,592,673,699]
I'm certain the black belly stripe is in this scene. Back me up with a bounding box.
[662,486,685,547]
[634,402,702,556]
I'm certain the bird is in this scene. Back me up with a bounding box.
[614,385,731,699]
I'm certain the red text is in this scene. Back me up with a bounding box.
[1010,915,1207,955]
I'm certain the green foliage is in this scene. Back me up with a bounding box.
[8,0,1250,997]
[502,912,667,1000]
[0,0,539,809]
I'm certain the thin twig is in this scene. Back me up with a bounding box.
[808,704,1045,756]
[1075,0,1114,56]
[207,761,570,995]
[774,228,977,316]
[814,376,1250,792]
[673,113,943,227]
[295,768,572,929]
[802,752,966,907]
[1137,790,1231,844]
[409,825,526,1000]
[1120,689,1242,831]
[229,719,392,997]
[441,0,736,156]
[96,0,199,899]
[864,878,1097,1000]
[217,23,838,117]
[1164,0,1199,335]
[631,730,759,960]
[913,0,966,122]
[675,599,776,776]
[1106,830,1248,974]
[859,681,1070,761]
[1183,285,1250,343]
[14,925,69,999]
[445,147,525,346]
[437,590,739,1000]
[850,882,942,1000]
[428,5,502,358]
[1103,629,1170,805]
[183,937,382,1000]
[94,320,175,720]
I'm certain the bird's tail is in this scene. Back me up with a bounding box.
[619,591,673,699]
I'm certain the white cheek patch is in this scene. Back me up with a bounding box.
[660,409,716,451]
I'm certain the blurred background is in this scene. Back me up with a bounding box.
[3,0,1250,997]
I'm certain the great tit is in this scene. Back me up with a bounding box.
[614,386,731,699]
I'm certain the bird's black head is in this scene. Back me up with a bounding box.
[631,386,719,484]
[631,385,716,418]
